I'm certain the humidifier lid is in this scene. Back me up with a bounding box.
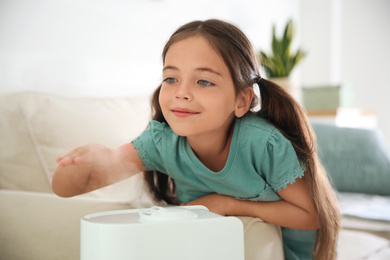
[82,206,206,225]
[138,206,198,223]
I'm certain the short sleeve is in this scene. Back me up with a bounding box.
[131,120,167,172]
[261,129,305,192]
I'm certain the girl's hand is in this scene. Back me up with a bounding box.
[56,143,132,167]
[52,143,141,197]
[185,193,236,216]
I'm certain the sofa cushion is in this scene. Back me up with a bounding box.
[0,92,51,192]
[313,123,390,195]
[19,91,153,202]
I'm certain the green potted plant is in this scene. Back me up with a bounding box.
[259,19,306,100]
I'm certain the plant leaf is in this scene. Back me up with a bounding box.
[273,53,286,77]
[282,19,293,59]
[271,25,280,57]
[260,51,277,78]
[263,65,274,78]
[293,49,306,67]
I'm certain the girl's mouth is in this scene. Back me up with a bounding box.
[171,108,200,118]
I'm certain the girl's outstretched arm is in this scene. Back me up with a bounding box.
[186,176,320,230]
[52,143,145,197]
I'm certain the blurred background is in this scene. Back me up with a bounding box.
[1,0,389,142]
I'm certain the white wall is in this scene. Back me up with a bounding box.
[0,0,299,97]
[301,0,342,85]
[300,0,390,142]
[342,0,390,142]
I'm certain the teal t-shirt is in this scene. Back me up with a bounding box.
[132,112,316,259]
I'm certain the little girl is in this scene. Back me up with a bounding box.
[53,19,340,259]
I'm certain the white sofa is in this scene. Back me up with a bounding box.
[0,91,285,260]
[1,91,389,259]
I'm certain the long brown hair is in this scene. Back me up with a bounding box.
[144,19,340,259]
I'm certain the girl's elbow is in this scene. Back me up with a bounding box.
[308,213,321,230]
[311,220,321,230]
[298,210,321,230]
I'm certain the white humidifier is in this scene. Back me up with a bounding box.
[80,205,244,260]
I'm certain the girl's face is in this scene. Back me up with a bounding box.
[159,36,245,139]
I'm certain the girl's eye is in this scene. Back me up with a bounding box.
[198,80,214,87]
[163,77,177,84]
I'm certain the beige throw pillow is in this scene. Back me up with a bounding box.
[21,92,153,203]
[0,92,51,192]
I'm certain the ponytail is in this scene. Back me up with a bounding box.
[255,78,314,162]
[255,78,340,260]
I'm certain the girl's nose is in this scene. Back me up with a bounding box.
[175,83,192,101]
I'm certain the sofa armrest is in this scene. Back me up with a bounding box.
[237,216,284,260]
[0,190,138,260]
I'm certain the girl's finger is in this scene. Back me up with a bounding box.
[57,157,74,167]
[73,154,91,165]
[58,147,88,163]
[57,149,88,166]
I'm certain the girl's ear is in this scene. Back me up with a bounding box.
[235,87,254,118]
